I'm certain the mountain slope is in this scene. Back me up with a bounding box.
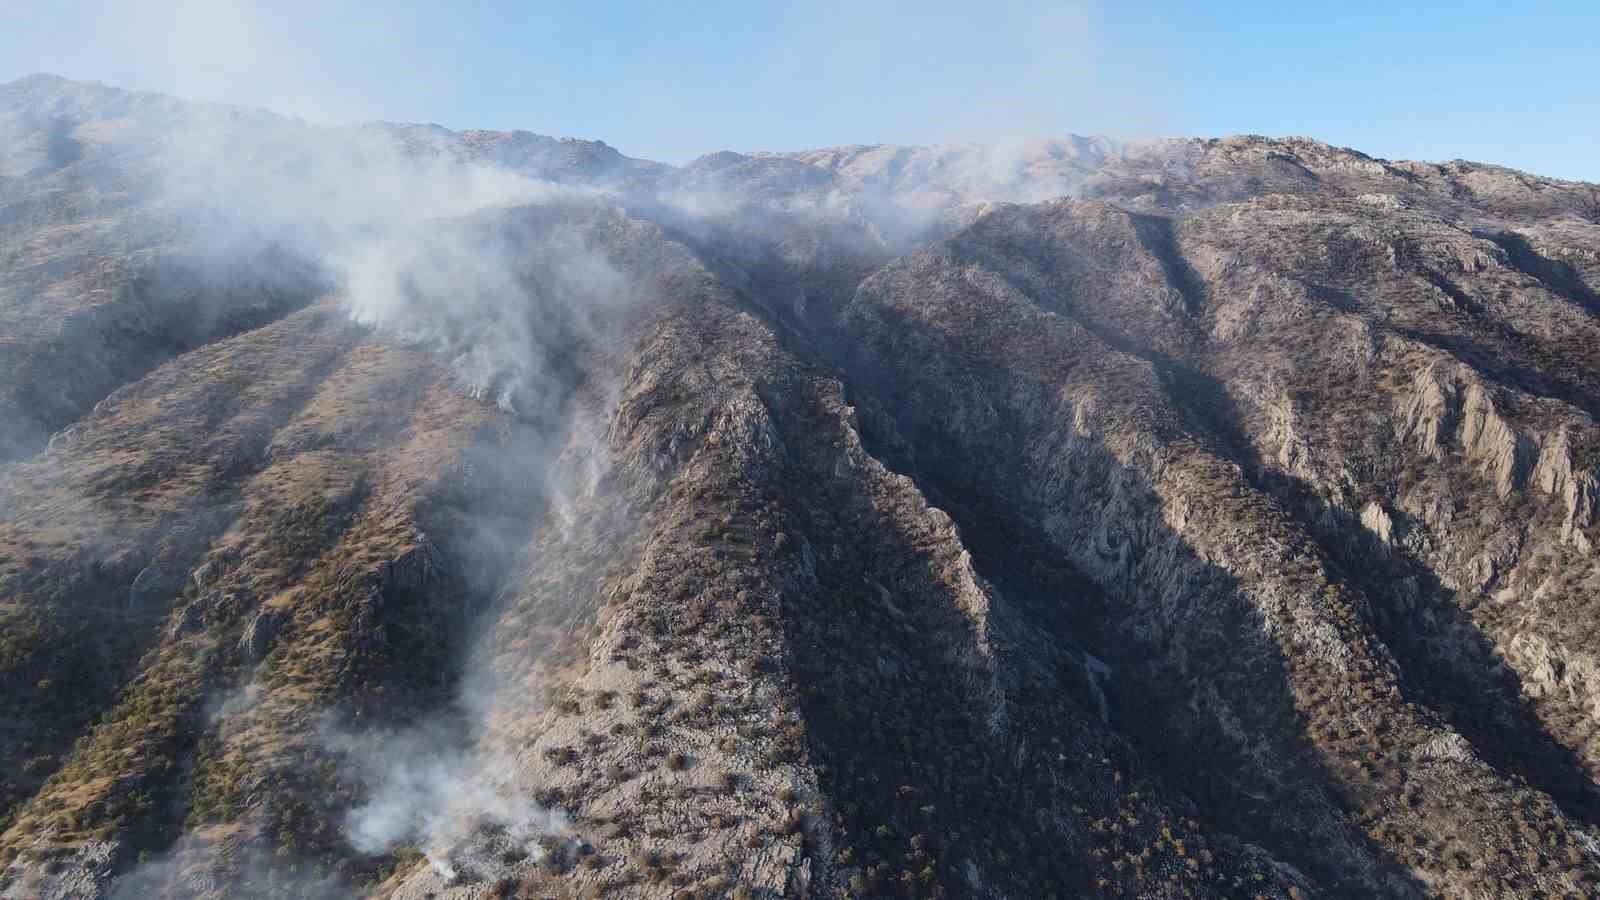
[2,75,1600,899]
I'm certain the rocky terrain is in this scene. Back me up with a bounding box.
[3,73,1600,898]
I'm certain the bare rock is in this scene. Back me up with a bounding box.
[380,530,446,591]
[1458,384,1534,497]
[1360,501,1394,547]
[238,606,288,661]
[0,839,119,900]
[1398,364,1460,460]
[167,598,206,639]
[127,564,179,609]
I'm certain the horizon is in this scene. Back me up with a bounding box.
[2,1,1596,183]
[6,70,1592,186]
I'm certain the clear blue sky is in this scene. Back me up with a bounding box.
[5,1,1597,181]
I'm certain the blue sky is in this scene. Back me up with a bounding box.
[4,0,1597,180]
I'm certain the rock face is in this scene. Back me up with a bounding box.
[3,74,1600,899]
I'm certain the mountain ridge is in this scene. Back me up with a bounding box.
[2,75,1600,899]
[10,73,1598,194]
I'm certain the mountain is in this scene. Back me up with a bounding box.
[2,74,1600,899]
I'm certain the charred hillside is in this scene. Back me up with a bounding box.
[3,75,1600,899]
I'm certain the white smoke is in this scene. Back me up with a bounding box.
[0,53,640,897]
[335,204,632,421]
[325,723,567,881]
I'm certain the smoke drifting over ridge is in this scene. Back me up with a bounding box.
[0,7,1155,888]
[9,4,1600,895]
[146,123,642,887]
[1,53,663,895]
[140,105,610,404]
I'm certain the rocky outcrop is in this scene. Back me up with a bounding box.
[1535,428,1600,550]
[126,564,180,610]
[237,606,287,662]
[1507,633,1600,716]
[1399,365,1462,461]
[0,839,118,900]
[1398,364,1536,497]
[7,74,1600,899]
[1361,501,1395,547]
[377,531,446,593]
[1458,384,1535,497]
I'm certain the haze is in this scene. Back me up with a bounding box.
[2,0,1596,181]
